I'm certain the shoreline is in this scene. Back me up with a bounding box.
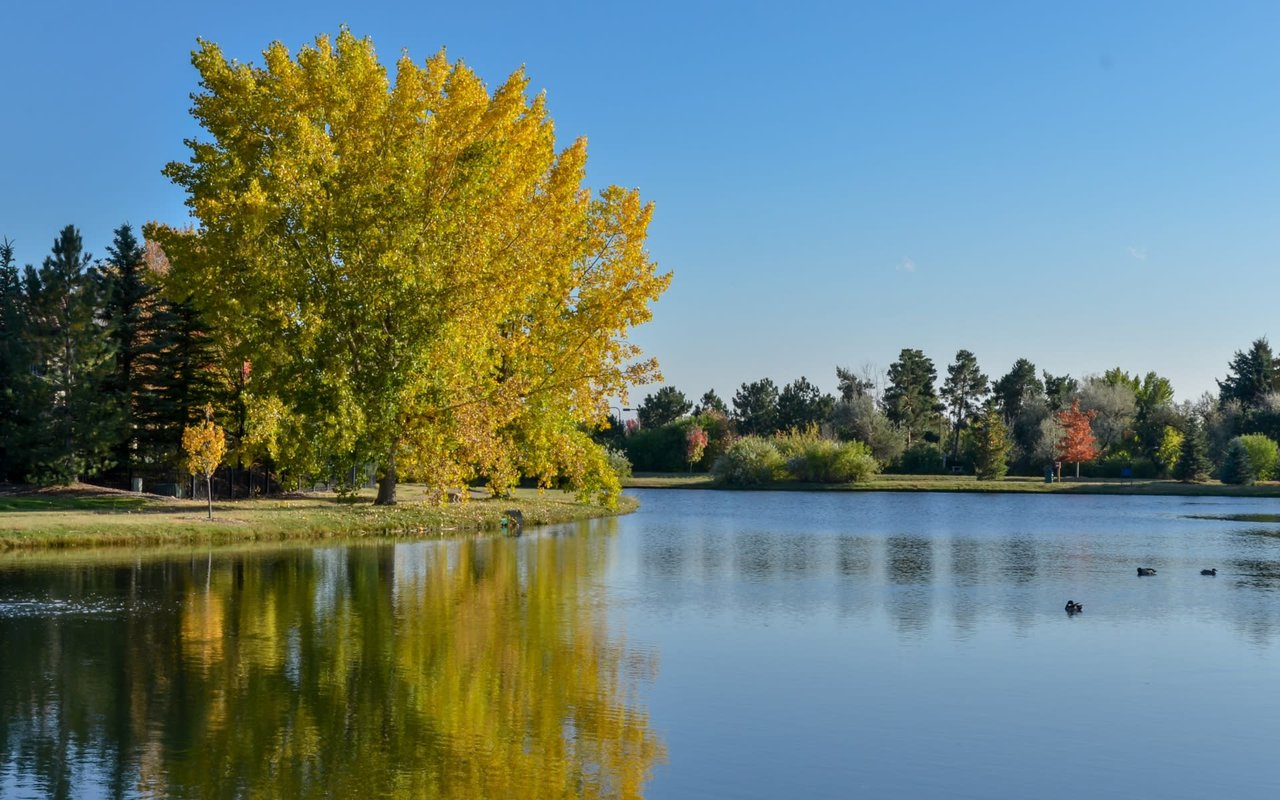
[0,485,637,552]
[623,473,1280,499]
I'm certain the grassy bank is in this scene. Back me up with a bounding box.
[0,484,637,551]
[622,472,1280,498]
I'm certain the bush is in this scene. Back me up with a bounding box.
[1090,454,1159,479]
[625,413,733,472]
[829,397,906,465]
[712,436,784,486]
[775,430,879,483]
[678,412,733,470]
[605,447,632,480]
[624,425,687,472]
[892,442,947,475]
[1236,434,1279,481]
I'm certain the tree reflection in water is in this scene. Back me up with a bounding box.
[0,526,664,799]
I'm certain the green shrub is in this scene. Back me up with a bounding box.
[605,447,632,480]
[625,413,732,473]
[775,430,878,483]
[1090,454,1159,479]
[624,425,686,472]
[1236,434,1279,481]
[892,442,947,475]
[712,436,784,486]
[826,441,879,483]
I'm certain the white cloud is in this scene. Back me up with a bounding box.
[896,257,916,273]
[1127,246,1148,262]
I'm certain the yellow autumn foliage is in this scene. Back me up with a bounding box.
[181,413,227,482]
[150,29,669,506]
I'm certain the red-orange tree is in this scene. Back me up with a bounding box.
[1055,399,1098,478]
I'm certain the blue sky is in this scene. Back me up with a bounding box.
[3,1,1278,404]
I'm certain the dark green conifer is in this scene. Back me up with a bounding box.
[98,224,156,483]
[0,238,25,480]
[1219,438,1254,485]
[1174,417,1210,483]
[973,405,1011,480]
[20,226,119,483]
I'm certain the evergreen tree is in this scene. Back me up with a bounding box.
[776,376,835,433]
[142,295,223,476]
[835,366,875,402]
[733,378,780,436]
[1174,417,1210,483]
[0,238,25,480]
[993,358,1043,422]
[1219,438,1254,485]
[98,223,157,483]
[883,349,943,445]
[1218,338,1278,409]
[693,389,728,417]
[972,406,1011,480]
[1042,371,1077,411]
[637,386,691,429]
[19,226,119,483]
[941,350,988,459]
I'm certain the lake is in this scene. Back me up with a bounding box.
[3,489,1280,798]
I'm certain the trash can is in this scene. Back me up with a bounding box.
[1044,466,1055,484]
[131,478,143,494]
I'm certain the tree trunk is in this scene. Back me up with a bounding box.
[205,473,213,520]
[375,451,398,506]
[1075,461,1080,479]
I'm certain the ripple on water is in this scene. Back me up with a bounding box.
[0,597,130,618]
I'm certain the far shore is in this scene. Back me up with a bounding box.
[623,472,1280,498]
[0,484,636,552]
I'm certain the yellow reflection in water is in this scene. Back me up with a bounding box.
[160,528,664,798]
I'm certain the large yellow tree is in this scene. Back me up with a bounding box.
[151,30,669,505]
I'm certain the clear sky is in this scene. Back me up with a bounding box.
[3,1,1278,405]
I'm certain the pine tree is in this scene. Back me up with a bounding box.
[20,226,120,484]
[973,406,1011,480]
[142,295,224,477]
[993,358,1044,422]
[98,223,158,484]
[883,349,943,445]
[694,389,728,417]
[733,379,780,436]
[637,386,691,429]
[941,350,988,459]
[0,238,25,480]
[1175,417,1210,483]
[1219,438,1254,485]
[777,376,835,433]
[1217,338,1278,409]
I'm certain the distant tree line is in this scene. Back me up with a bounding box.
[611,341,1280,485]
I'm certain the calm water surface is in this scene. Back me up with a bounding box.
[3,489,1280,798]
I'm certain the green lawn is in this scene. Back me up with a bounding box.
[0,484,636,551]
